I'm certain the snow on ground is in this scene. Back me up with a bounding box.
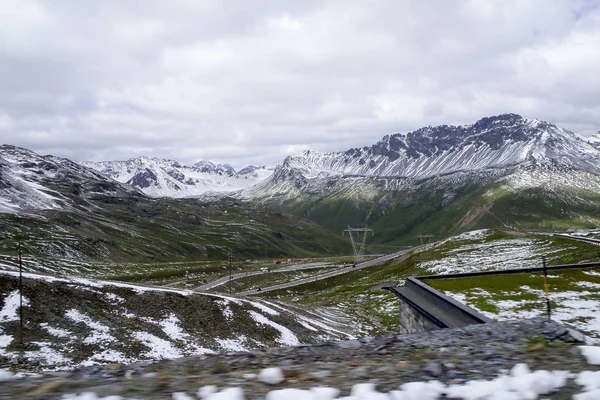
[41,323,71,338]
[216,337,250,352]
[420,238,546,275]
[444,229,489,242]
[446,286,600,339]
[0,270,195,296]
[133,331,185,359]
[249,311,300,346]
[80,349,130,367]
[580,346,600,365]
[420,233,574,275]
[0,290,30,321]
[0,269,349,369]
[66,309,113,345]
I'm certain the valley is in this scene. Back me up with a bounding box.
[1,113,600,372]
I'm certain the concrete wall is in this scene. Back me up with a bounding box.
[397,297,440,334]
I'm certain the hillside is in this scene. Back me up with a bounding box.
[0,146,351,263]
[250,229,600,336]
[0,271,352,370]
[246,114,600,245]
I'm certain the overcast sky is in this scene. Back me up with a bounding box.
[1,0,599,169]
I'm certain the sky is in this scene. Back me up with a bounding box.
[0,0,599,169]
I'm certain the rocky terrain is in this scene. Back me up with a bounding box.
[0,318,599,399]
[0,270,352,372]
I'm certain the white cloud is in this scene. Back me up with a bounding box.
[0,0,599,168]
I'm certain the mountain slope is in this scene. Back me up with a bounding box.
[263,114,598,184]
[246,114,600,245]
[0,271,352,370]
[0,145,144,213]
[81,157,273,198]
[0,146,351,263]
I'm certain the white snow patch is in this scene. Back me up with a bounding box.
[248,311,300,346]
[449,229,489,242]
[0,270,195,296]
[258,367,284,385]
[420,238,544,275]
[201,387,244,400]
[579,346,600,365]
[447,286,600,339]
[218,300,234,320]
[133,331,182,359]
[159,314,186,342]
[246,300,279,316]
[576,371,600,391]
[216,336,249,352]
[198,385,219,399]
[0,335,12,349]
[80,349,130,367]
[24,342,71,366]
[447,363,568,399]
[172,393,195,400]
[1,290,29,321]
[40,323,71,338]
[104,293,125,304]
[65,309,113,345]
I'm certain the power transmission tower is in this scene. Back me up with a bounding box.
[417,234,434,245]
[342,226,374,265]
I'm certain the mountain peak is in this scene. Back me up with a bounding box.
[266,114,600,186]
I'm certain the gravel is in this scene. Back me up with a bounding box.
[0,318,598,399]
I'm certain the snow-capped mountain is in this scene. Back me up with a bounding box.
[586,132,600,150]
[286,114,597,178]
[0,145,143,213]
[244,114,600,239]
[81,157,274,198]
[249,114,600,198]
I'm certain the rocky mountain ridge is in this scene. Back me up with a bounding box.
[0,145,145,213]
[80,157,273,198]
[260,114,598,189]
[73,114,600,200]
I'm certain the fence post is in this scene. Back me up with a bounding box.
[542,256,551,319]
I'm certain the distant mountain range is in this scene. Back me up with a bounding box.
[2,113,600,249]
[80,158,273,198]
[75,114,600,201]
[0,144,143,213]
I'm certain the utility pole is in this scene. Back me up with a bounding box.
[228,249,232,296]
[6,233,78,348]
[17,241,23,346]
[542,256,552,319]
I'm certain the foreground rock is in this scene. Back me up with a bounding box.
[1,318,598,399]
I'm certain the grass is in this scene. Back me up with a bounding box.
[248,230,600,337]
[424,266,600,338]
[0,198,353,267]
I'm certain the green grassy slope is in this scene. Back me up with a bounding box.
[256,169,600,248]
[0,197,352,265]
[249,230,600,336]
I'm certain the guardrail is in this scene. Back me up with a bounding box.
[553,234,600,246]
[385,259,600,330]
[383,277,492,329]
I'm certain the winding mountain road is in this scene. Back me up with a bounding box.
[192,262,339,291]
[239,247,416,295]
